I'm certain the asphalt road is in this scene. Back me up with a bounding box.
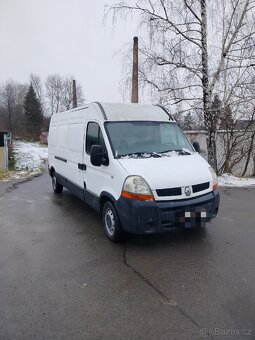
[0,173,255,340]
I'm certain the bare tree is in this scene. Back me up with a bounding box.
[0,80,28,135]
[61,76,85,110]
[108,0,255,171]
[45,74,85,114]
[30,73,43,104]
[0,81,16,133]
[0,103,9,131]
[217,83,255,175]
[45,74,64,115]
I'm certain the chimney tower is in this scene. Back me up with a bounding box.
[73,79,77,108]
[131,36,139,103]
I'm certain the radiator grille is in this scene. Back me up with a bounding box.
[156,187,182,197]
[192,182,210,193]
[156,182,210,197]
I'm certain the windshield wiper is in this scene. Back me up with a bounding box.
[151,152,162,158]
[174,148,192,155]
[158,148,192,155]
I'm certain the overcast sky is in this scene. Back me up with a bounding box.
[0,0,138,103]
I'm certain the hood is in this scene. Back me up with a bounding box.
[117,154,211,190]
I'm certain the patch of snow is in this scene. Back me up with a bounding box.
[0,140,48,183]
[218,173,255,187]
[118,151,179,159]
[13,140,48,172]
[119,154,139,159]
[182,147,194,155]
[160,151,179,157]
[0,170,37,183]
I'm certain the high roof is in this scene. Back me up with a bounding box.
[95,102,173,121]
[52,102,174,122]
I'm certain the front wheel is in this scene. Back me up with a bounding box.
[102,201,124,242]
[52,173,63,194]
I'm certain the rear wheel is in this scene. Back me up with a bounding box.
[102,201,124,242]
[52,173,63,194]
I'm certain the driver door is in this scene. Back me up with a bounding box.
[83,121,109,207]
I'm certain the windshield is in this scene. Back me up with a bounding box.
[105,121,193,158]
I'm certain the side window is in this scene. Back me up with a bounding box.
[86,122,106,155]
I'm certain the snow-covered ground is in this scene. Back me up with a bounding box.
[14,140,48,171]
[218,173,255,187]
[0,140,48,182]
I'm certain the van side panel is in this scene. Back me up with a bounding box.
[55,124,68,178]
[65,123,85,188]
[48,109,87,193]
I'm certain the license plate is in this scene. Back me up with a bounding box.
[179,211,207,227]
[184,211,207,218]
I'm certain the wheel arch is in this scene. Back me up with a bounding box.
[49,166,55,178]
[99,191,117,214]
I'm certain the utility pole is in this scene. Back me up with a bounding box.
[131,36,139,103]
[72,79,77,108]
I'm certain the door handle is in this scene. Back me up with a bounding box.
[78,163,86,171]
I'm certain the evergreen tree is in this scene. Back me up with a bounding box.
[211,95,222,129]
[24,84,43,139]
[220,105,233,130]
[183,112,195,131]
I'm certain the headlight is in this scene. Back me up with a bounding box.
[122,176,154,201]
[209,167,219,190]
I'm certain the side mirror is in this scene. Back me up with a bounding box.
[193,141,200,153]
[90,145,108,166]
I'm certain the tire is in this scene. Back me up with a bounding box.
[52,173,63,194]
[102,201,124,242]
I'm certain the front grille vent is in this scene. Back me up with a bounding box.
[192,182,210,193]
[156,187,182,197]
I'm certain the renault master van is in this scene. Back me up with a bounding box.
[48,102,220,241]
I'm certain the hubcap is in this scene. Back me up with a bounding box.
[105,208,115,236]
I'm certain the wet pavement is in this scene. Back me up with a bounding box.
[0,172,255,339]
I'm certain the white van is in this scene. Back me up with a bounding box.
[48,102,220,241]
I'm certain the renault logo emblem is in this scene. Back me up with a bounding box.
[184,186,191,196]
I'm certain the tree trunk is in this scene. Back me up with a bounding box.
[253,155,255,177]
[200,0,217,171]
[224,135,231,173]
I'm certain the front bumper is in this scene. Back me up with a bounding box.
[115,190,220,234]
